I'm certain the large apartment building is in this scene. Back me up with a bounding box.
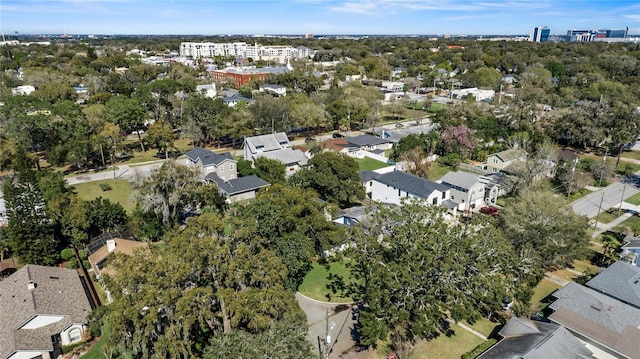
[180,42,314,61]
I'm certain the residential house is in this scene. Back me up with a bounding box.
[450,87,495,102]
[325,138,361,158]
[11,85,35,96]
[185,147,237,181]
[548,281,640,359]
[223,93,253,108]
[477,317,593,359]
[621,236,640,266]
[0,265,95,359]
[391,67,406,79]
[584,261,640,309]
[244,132,308,176]
[184,147,270,202]
[345,135,393,152]
[367,170,452,207]
[205,173,270,203]
[259,84,287,97]
[486,148,526,174]
[195,83,217,98]
[439,171,497,212]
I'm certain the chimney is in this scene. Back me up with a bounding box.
[107,239,116,253]
[27,280,36,290]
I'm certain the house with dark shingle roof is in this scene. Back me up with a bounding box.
[549,280,640,359]
[205,173,270,203]
[477,317,593,359]
[369,170,451,206]
[184,147,237,181]
[585,261,640,309]
[345,134,393,151]
[0,265,94,359]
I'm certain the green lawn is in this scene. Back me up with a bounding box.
[79,325,110,359]
[427,163,451,181]
[614,215,640,232]
[625,192,640,206]
[73,179,134,213]
[408,324,485,359]
[620,150,640,161]
[529,278,561,313]
[356,157,389,171]
[462,318,502,338]
[571,259,599,274]
[298,261,354,303]
[595,209,622,223]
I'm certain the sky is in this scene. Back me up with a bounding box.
[0,0,638,36]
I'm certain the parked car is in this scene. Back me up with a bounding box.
[395,123,404,128]
[131,129,145,135]
[332,133,345,138]
[479,206,499,216]
[305,137,317,144]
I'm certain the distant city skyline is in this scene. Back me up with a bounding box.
[1,0,638,36]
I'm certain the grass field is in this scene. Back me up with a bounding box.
[408,324,485,359]
[614,215,640,232]
[529,278,562,313]
[462,318,502,338]
[620,150,640,161]
[427,163,451,181]
[625,192,640,206]
[73,179,134,213]
[356,157,390,171]
[298,260,354,303]
[595,210,622,223]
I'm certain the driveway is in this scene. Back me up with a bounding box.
[296,293,374,359]
[572,173,640,218]
[66,161,164,185]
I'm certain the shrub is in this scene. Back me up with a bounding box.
[462,338,497,359]
[78,249,88,259]
[61,248,74,260]
[99,183,112,191]
[437,153,462,169]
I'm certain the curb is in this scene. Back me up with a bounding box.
[296,291,356,306]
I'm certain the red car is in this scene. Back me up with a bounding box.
[480,206,499,216]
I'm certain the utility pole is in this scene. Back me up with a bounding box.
[619,177,628,214]
[594,191,605,229]
[498,83,503,105]
[599,148,608,187]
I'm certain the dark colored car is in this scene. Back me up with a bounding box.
[479,206,499,216]
[332,133,345,138]
[395,123,404,128]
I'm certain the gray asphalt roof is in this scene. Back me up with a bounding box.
[244,132,290,153]
[0,265,93,358]
[184,147,234,167]
[260,148,308,166]
[374,171,450,199]
[585,261,640,309]
[622,236,640,249]
[205,173,270,196]
[359,170,380,183]
[478,317,593,359]
[223,93,253,103]
[439,171,483,190]
[550,281,640,332]
[490,148,526,162]
[345,134,393,147]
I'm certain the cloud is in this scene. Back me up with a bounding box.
[328,0,551,14]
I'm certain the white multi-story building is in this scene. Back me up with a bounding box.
[180,42,314,61]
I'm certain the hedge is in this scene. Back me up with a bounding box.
[461,338,497,359]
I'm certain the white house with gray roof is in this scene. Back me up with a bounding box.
[345,135,393,152]
[439,171,498,212]
[243,132,308,176]
[0,265,94,359]
[368,170,451,207]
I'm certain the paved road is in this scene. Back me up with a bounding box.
[296,293,369,359]
[572,173,640,218]
[66,161,165,185]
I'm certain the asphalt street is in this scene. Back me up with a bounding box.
[572,172,640,218]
